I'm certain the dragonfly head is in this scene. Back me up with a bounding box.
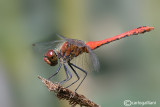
[44,49,58,66]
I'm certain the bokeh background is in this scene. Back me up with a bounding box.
[0,0,160,107]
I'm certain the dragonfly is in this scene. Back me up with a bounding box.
[35,26,154,91]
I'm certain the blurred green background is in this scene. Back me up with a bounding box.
[0,0,160,107]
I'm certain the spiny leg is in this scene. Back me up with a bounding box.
[59,63,69,84]
[70,62,87,92]
[60,63,72,84]
[66,61,80,88]
[64,63,73,82]
[48,63,62,80]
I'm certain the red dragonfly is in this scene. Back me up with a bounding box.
[36,26,154,91]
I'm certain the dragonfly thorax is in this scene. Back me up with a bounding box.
[44,49,58,66]
[59,41,89,62]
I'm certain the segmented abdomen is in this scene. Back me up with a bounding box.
[86,26,154,50]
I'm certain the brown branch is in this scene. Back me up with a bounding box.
[38,76,100,107]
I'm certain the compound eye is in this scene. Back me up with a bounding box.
[47,50,55,58]
[44,49,58,66]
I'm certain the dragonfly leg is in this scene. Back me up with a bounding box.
[65,62,80,88]
[60,63,72,84]
[69,62,87,92]
[48,63,62,80]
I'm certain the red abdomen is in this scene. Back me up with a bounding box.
[86,26,154,50]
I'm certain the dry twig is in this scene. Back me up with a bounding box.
[38,76,100,107]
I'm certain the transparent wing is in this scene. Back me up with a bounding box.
[70,49,99,72]
[33,34,84,55]
[86,46,100,72]
[56,34,86,47]
[32,40,64,54]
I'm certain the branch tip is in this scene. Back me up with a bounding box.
[38,75,100,107]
